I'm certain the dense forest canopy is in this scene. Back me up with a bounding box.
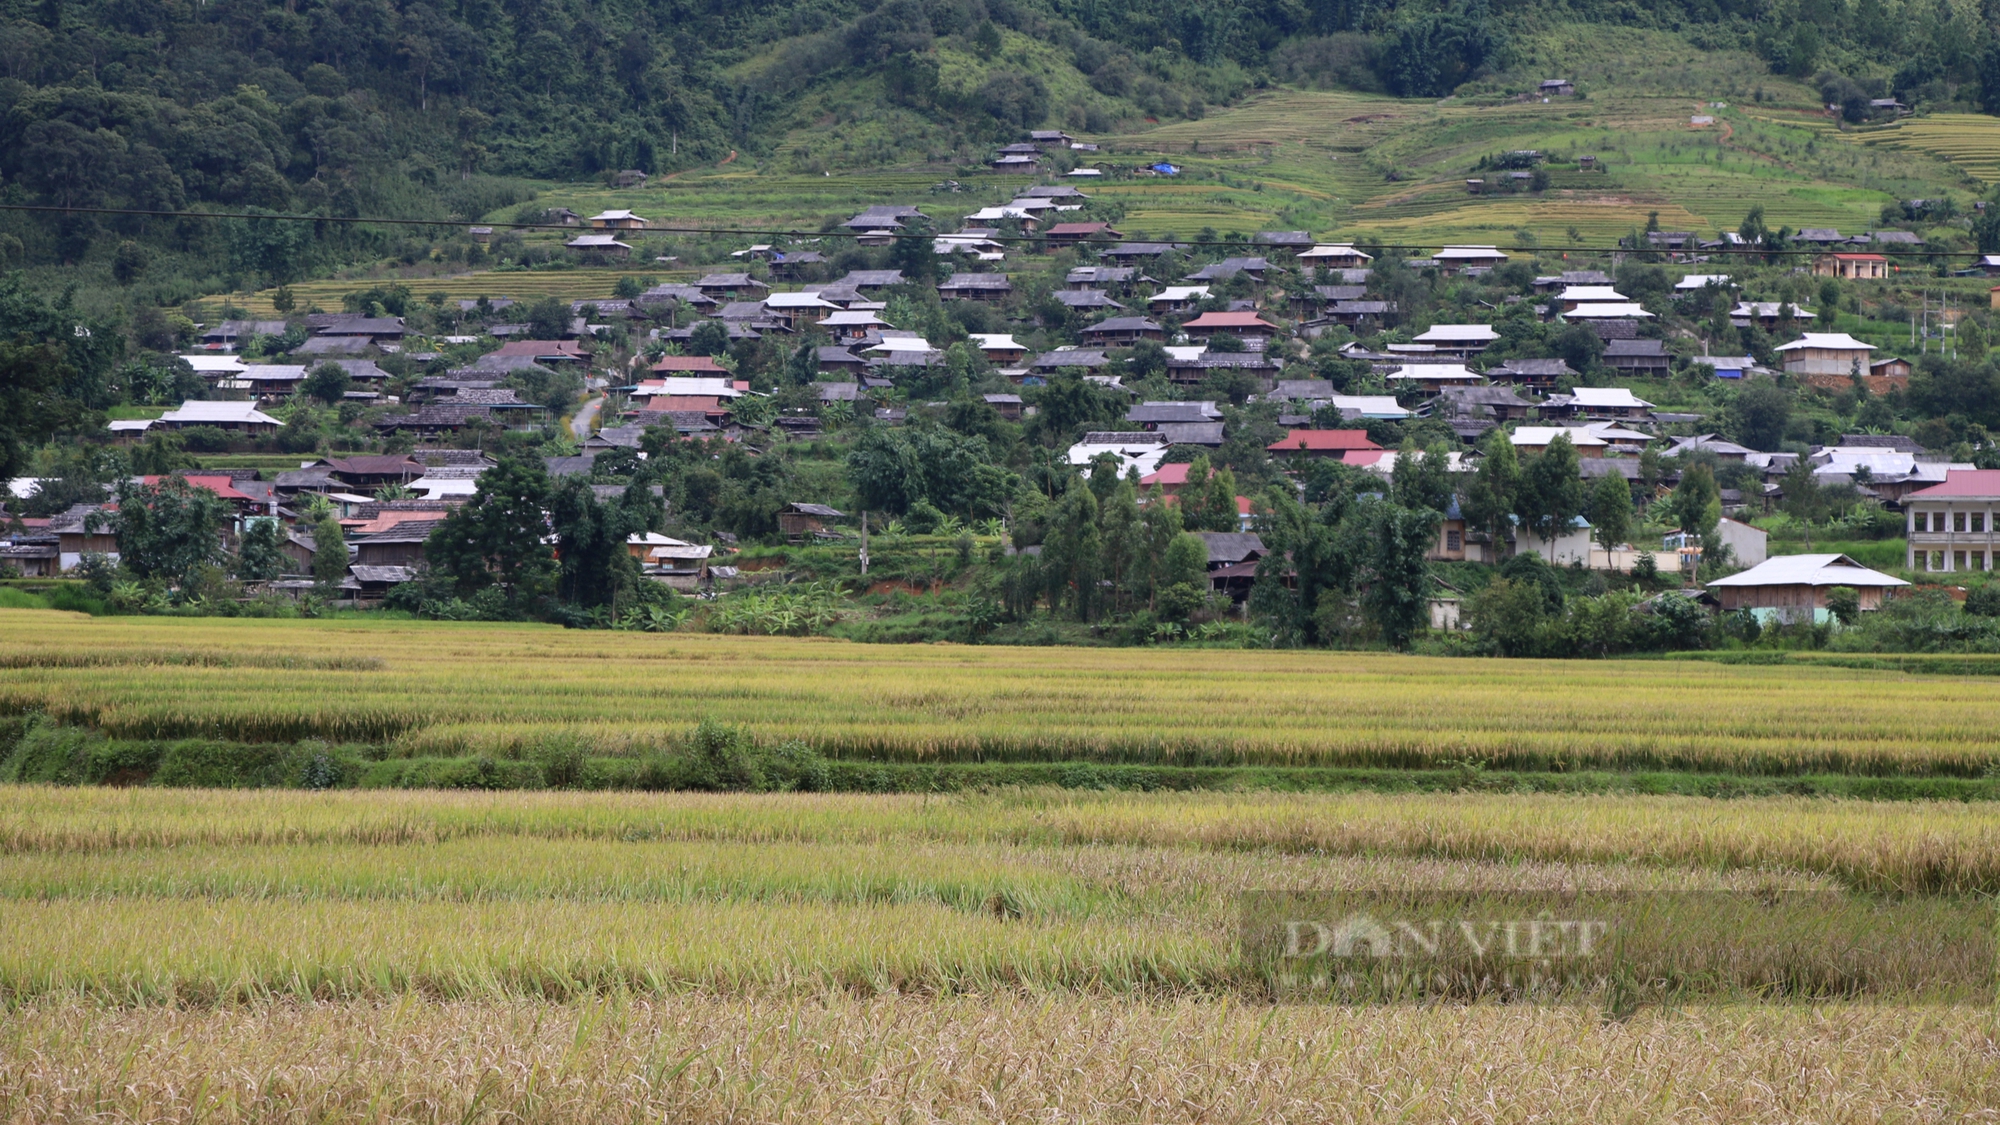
[0,0,1995,279]
[0,0,1992,188]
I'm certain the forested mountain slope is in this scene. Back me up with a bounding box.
[0,0,1994,300]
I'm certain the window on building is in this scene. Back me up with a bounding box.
[1915,512,1930,533]
[1955,511,1968,533]
[1932,551,1947,571]
[1976,513,1989,534]
[1956,551,1968,571]
[1445,530,1462,551]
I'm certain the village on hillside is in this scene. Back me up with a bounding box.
[7,129,1999,644]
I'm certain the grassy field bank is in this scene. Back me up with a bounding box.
[0,786,1995,1122]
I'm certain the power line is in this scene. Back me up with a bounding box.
[0,201,1983,258]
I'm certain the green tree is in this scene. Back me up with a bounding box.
[110,240,147,285]
[887,232,938,284]
[425,457,557,603]
[235,518,286,581]
[1177,455,1240,532]
[1669,461,1722,547]
[688,319,732,357]
[0,276,118,478]
[547,474,653,609]
[1138,486,1188,608]
[1638,445,1665,501]
[1462,428,1520,547]
[1099,479,1146,613]
[1739,204,1770,247]
[311,513,347,590]
[1514,434,1583,551]
[1024,370,1125,446]
[1466,575,1550,657]
[1391,443,1452,513]
[523,297,570,340]
[304,361,351,405]
[1358,500,1441,649]
[1250,488,1356,646]
[1156,531,1210,621]
[1826,585,1861,627]
[1781,455,1827,545]
[1731,380,1791,452]
[1586,472,1632,565]
[1040,484,1103,619]
[113,476,231,586]
[845,425,1015,518]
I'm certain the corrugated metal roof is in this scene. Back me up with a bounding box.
[1707,554,1908,588]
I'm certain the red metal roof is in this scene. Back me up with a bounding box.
[1830,253,1887,261]
[1908,469,2000,498]
[1183,311,1280,330]
[650,355,727,372]
[1341,449,1389,467]
[1266,430,1382,452]
[140,475,253,502]
[1140,463,1196,487]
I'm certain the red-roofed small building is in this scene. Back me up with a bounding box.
[1905,469,2000,571]
[650,354,728,373]
[1266,430,1382,458]
[1181,310,1281,339]
[140,475,258,508]
[1138,462,1199,494]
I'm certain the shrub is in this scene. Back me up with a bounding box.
[0,716,102,783]
[153,739,292,788]
[634,722,830,792]
[1964,585,2000,617]
[533,731,591,789]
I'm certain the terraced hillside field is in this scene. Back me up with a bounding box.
[1855,113,2000,184]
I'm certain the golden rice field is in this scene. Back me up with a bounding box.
[1855,113,2000,183]
[233,267,688,318]
[0,786,1997,1122]
[5,610,2000,777]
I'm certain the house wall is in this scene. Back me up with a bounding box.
[1707,518,1770,567]
[1781,347,1873,376]
[1714,582,1887,623]
[355,541,425,567]
[57,532,119,571]
[1907,498,2000,570]
[1812,258,1887,279]
[1516,527,1596,566]
[1429,598,1466,630]
[1430,519,1466,561]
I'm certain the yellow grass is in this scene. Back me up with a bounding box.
[3,786,1996,894]
[7,996,1998,1124]
[5,611,2000,777]
[0,785,1994,1121]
